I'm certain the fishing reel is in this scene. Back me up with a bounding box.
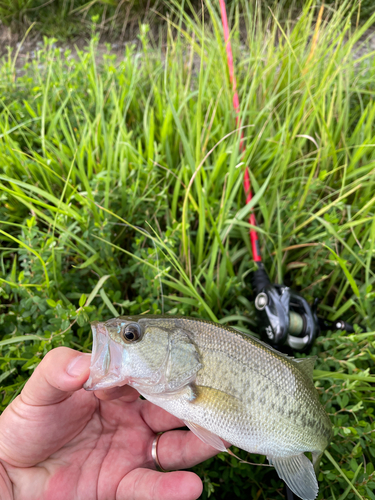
[250,265,360,353]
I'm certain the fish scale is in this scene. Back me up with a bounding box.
[84,315,332,500]
[183,318,331,439]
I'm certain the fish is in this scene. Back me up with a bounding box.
[84,315,332,500]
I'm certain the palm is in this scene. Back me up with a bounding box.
[0,348,218,500]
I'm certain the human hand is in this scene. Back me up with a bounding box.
[0,347,219,500]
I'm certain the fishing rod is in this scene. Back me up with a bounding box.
[217,4,364,500]
[218,0,364,356]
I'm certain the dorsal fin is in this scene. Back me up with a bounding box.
[293,356,317,380]
[231,327,297,361]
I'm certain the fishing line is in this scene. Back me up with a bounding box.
[227,448,272,467]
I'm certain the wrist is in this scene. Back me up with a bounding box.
[0,462,13,500]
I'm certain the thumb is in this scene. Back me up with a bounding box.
[21,347,91,406]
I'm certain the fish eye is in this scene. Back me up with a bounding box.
[122,323,142,343]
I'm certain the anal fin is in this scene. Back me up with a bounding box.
[183,420,227,452]
[312,451,323,476]
[268,453,319,500]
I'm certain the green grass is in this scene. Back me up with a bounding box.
[0,0,373,41]
[0,0,375,498]
[0,0,157,40]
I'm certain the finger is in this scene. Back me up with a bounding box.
[155,430,220,471]
[94,385,139,402]
[117,469,203,500]
[21,347,91,406]
[140,400,185,433]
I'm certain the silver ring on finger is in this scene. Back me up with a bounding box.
[151,433,169,472]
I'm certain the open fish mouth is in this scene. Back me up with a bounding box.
[83,322,127,391]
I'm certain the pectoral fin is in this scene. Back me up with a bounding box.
[183,420,227,452]
[184,385,240,453]
[268,453,319,500]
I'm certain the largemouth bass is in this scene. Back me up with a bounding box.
[84,315,332,500]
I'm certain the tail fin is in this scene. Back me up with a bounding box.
[268,453,319,500]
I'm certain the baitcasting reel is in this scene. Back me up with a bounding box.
[250,265,360,353]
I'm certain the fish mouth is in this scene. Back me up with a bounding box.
[83,322,128,391]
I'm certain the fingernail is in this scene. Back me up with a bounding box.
[67,353,91,377]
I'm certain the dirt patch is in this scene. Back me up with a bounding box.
[0,21,144,70]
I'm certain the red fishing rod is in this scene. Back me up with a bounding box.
[219,0,262,264]
[218,1,363,354]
